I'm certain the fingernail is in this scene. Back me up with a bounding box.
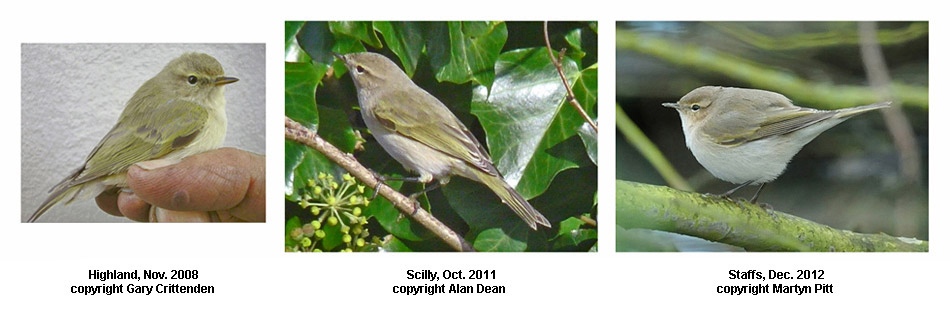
[153,207,212,222]
[135,158,182,171]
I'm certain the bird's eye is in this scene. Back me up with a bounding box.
[355,65,365,74]
[187,75,198,85]
[691,104,701,111]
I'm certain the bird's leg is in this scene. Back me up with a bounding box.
[370,172,429,200]
[407,178,450,215]
[747,183,777,216]
[409,180,444,200]
[715,180,754,200]
[749,183,768,204]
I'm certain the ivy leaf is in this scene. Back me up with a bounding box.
[473,228,529,252]
[365,179,429,242]
[285,21,309,63]
[329,21,383,49]
[471,48,593,199]
[426,21,507,89]
[379,235,413,252]
[316,104,357,153]
[552,217,597,250]
[284,62,322,129]
[285,141,339,200]
[373,21,426,78]
[296,21,335,65]
[578,120,598,166]
[565,28,585,63]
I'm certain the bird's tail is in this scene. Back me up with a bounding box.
[834,102,891,119]
[477,172,551,230]
[28,185,80,223]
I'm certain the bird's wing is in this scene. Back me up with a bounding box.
[371,91,498,176]
[709,104,833,146]
[64,98,209,187]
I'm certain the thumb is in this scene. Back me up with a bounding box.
[127,148,262,216]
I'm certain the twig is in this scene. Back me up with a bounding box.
[616,180,928,252]
[615,103,693,192]
[579,215,597,227]
[858,22,921,186]
[858,22,924,237]
[285,117,475,252]
[616,28,928,109]
[543,21,598,133]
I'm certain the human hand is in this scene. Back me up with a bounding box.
[95,147,265,222]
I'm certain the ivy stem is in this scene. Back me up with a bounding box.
[543,21,597,133]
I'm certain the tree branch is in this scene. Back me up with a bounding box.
[616,28,928,109]
[285,117,474,252]
[616,180,928,252]
[543,21,597,133]
[859,22,922,186]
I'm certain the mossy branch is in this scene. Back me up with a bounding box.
[286,117,475,252]
[616,180,928,252]
[616,29,928,109]
[707,22,928,50]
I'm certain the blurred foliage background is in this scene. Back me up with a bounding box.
[286,21,598,252]
[616,21,928,252]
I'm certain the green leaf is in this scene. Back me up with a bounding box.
[379,235,413,252]
[552,217,596,250]
[284,62,322,129]
[578,119,598,165]
[329,21,383,49]
[284,140,339,200]
[285,21,309,63]
[442,178,523,230]
[365,179,428,242]
[565,28,585,63]
[296,22,335,65]
[373,21,426,78]
[473,228,529,252]
[316,105,357,153]
[471,48,596,199]
[286,21,305,47]
[426,21,507,89]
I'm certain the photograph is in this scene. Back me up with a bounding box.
[285,21,598,252]
[21,43,266,223]
[615,21,928,252]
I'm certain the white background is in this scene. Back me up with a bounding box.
[2,0,945,323]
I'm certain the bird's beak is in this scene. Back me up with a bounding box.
[662,102,682,110]
[332,52,347,65]
[215,76,239,86]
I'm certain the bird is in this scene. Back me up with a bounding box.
[29,53,238,222]
[663,86,890,202]
[334,51,551,230]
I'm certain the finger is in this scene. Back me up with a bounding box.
[127,148,255,212]
[227,152,265,222]
[117,191,151,222]
[152,207,212,222]
[95,189,123,217]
